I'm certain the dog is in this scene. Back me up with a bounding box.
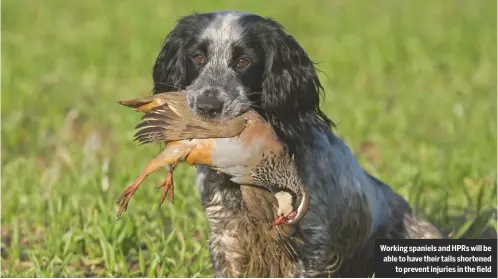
[150,11,443,277]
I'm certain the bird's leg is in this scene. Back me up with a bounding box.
[155,165,176,205]
[116,160,164,217]
[116,142,193,217]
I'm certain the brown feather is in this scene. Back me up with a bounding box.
[119,91,248,144]
[240,185,303,263]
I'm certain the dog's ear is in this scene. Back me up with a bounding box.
[259,22,334,156]
[152,31,187,94]
[261,28,323,123]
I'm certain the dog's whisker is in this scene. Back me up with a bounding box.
[155,82,186,91]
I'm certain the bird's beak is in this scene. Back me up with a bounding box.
[272,216,286,226]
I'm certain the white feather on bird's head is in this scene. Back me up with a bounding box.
[272,186,310,226]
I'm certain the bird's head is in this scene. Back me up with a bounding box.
[272,188,309,226]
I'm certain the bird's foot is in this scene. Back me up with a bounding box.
[155,168,175,205]
[115,148,185,218]
[116,173,147,217]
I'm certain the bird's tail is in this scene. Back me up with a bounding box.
[119,92,178,113]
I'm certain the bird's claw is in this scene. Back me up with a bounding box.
[116,185,139,217]
[115,165,176,218]
[156,170,175,205]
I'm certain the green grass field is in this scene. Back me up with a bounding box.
[1,0,497,277]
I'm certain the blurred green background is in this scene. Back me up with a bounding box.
[1,0,497,277]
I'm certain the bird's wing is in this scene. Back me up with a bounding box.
[121,94,247,144]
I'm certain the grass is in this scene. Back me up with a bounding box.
[1,0,497,277]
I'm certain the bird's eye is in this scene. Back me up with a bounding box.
[192,54,206,65]
[235,58,250,69]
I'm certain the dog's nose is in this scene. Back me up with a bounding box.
[196,89,224,117]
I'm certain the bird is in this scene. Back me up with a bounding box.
[117,91,310,231]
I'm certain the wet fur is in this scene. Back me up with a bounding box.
[151,11,442,277]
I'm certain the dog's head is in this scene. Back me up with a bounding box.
[152,11,333,152]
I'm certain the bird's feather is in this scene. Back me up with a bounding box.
[119,91,248,144]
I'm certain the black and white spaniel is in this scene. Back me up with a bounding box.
[151,11,442,277]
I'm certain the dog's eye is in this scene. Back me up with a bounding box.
[192,54,206,65]
[235,58,250,69]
